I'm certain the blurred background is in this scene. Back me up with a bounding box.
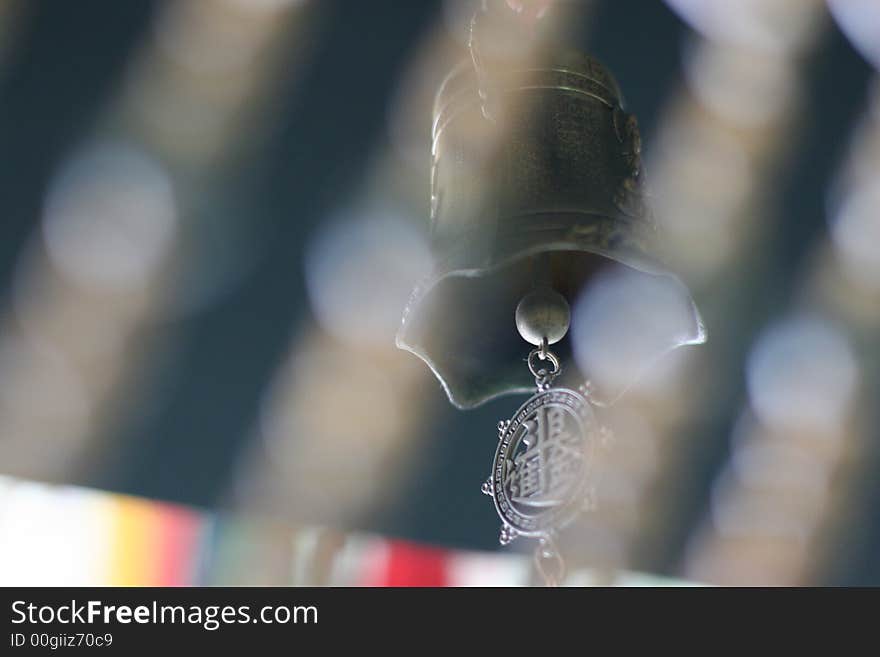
[0,0,879,586]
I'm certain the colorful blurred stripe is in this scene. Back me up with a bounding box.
[0,476,694,586]
[108,496,203,586]
[0,476,205,586]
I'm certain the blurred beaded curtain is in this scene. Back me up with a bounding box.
[0,0,877,586]
[0,0,319,491]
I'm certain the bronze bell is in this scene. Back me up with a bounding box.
[397,45,704,409]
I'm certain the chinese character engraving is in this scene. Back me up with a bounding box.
[487,388,596,543]
[504,405,584,511]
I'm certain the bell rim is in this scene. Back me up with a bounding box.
[396,240,706,410]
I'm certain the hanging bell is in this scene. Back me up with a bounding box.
[397,38,704,408]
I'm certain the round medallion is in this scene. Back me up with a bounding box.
[491,388,596,537]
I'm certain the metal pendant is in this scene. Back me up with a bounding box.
[481,346,599,549]
[485,385,596,547]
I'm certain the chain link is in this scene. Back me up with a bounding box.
[533,534,565,586]
[528,338,561,391]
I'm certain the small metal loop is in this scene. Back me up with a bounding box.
[528,347,560,381]
[534,535,565,587]
[539,336,549,360]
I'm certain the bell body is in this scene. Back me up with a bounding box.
[429,52,653,276]
[397,52,703,408]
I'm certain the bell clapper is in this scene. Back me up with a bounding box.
[515,285,570,348]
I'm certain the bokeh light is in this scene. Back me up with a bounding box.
[42,143,177,294]
[304,212,431,347]
[746,316,858,434]
[571,265,705,400]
